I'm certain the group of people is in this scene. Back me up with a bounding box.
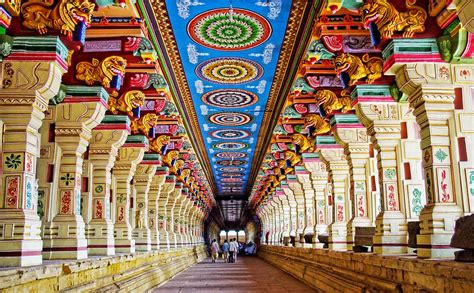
[210,239,239,263]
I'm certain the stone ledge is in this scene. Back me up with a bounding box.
[0,246,207,292]
[258,245,474,292]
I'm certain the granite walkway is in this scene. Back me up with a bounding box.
[152,256,317,293]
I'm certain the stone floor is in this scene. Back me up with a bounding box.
[152,256,316,292]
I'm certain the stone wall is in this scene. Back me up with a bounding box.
[258,245,474,292]
[0,246,207,292]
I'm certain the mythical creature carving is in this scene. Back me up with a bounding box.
[108,90,145,116]
[178,168,191,183]
[277,159,293,176]
[304,114,331,136]
[292,134,315,153]
[314,89,352,115]
[21,0,95,36]
[361,0,427,38]
[130,113,159,136]
[76,56,127,88]
[162,150,179,168]
[170,159,184,176]
[334,53,383,86]
[266,175,279,188]
[307,40,335,62]
[149,135,170,154]
[284,151,301,167]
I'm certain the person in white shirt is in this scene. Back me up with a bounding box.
[210,239,220,263]
[230,238,238,263]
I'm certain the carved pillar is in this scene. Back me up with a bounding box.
[353,85,408,254]
[396,63,463,258]
[42,87,107,260]
[332,114,374,249]
[112,135,147,253]
[287,175,306,244]
[86,115,130,256]
[168,184,182,248]
[281,181,298,243]
[276,188,291,245]
[295,166,316,245]
[148,168,167,250]
[303,153,329,248]
[158,175,175,249]
[174,189,187,247]
[132,155,159,252]
[0,36,67,266]
[318,137,351,251]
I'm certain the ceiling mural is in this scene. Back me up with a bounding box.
[164,0,293,197]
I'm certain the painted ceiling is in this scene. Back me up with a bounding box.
[163,0,293,197]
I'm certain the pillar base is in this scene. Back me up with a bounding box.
[42,215,88,260]
[417,203,462,259]
[133,229,152,252]
[86,220,115,256]
[328,222,348,251]
[0,210,43,267]
[114,238,136,254]
[346,217,373,250]
[373,211,407,254]
[159,231,170,249]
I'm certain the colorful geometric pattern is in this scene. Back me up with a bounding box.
[187,8,272,51]
[213,142,249,150]
[210,129,251,140]
[221,173,245,177]
[215,152,247,159]
[196,57,263,84]
[217,160,246,166]
[208,112,252,126]
[218,167,245,172]
[164,0,293,195]
[202,89,258,108]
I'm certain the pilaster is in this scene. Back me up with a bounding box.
[148,167,167,250]
[295,166,316,246]
[287,175,306,245]
[158,176,175,249]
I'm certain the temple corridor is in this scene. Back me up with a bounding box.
[153,256,316,293]
[1,0,474,291]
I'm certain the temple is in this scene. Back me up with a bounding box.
[0,0,473,291]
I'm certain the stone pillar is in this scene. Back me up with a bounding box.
[132,155,160,252]
[43,86,108,260]
[276,188,291,245]
[174,189,186,247]
[295,166,316,246]
[281,181,298,243]
[353,85,408,254]
[0,36,67,266]
[396,63,463,258]
[318,137,351,251]
[157,175,175,249]
[332,114,374,249]
[303,153,329,248]
[287,175,306,244]
[148,168,167,250]
[169,184,183,248]
[112,135,148,253]
[86,115,130,256]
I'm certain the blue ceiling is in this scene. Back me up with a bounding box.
[165,0,292,196]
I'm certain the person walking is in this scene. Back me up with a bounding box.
[222,239,230,262]
[211,239,220,263]
[233,239,238,263]
[228,238,235,263]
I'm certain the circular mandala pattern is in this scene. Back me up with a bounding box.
[218,167,245,172]
[196,58,263,84]
[202,89,258,108]
[210,129,250,140]
[187,8,271,51]
[209,112,252,126]
[215,152,247,159]
[221,173,244,177]
[217,160,246,166]
[221,178,243,183]
[213,142,248,150]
